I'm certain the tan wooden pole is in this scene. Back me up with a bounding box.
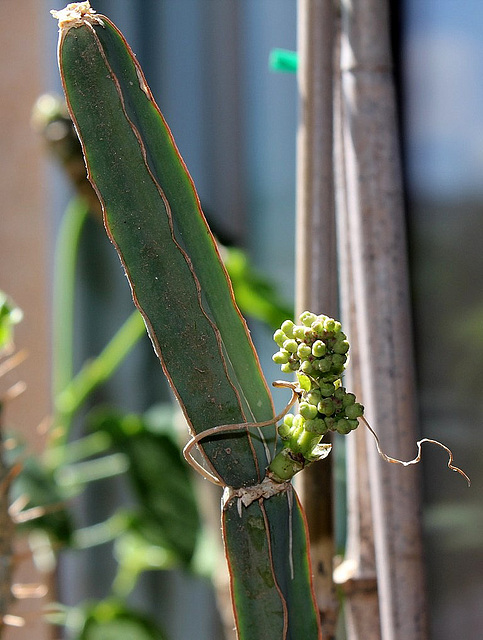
[334,0,429,638]
[296,1,339,636]
[334,69,381,637]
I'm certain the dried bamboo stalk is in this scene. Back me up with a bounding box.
[296,1,338,637]
[334,1,428,638]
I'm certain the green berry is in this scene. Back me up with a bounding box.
[300,360,314,374]
[281,363,292,373]
[297,343,312,359]
[283,339,298,353]
[283,413,294,428]
[300,311,317,327]
[335,418,353,435]
[344,402,364,419]
[289,360,300,371]
[293,325,306,340]
[293,414,305,429]
[306,390,321,405]
[272,350,290,364]
[342,392,356,407]
[333,339,349,354]
[324,318,336,332]
[274,329,287,347]
[316,357,332,373]
[319,381,336,397]
[318,398,335,416]
[311,320,325,335]
[324,416,336,430]
[278,423,291,438]
[304,418,327,435]
[330,354,346,375]
[281,320,295,338]
[332,354,345,367]
[312,340,327,357]
[299,402,318,420]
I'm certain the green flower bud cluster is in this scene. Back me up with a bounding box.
[273,312,350,380]
[273,312,364,440]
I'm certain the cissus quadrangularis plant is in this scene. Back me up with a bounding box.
[51,3,322,638]
[51,3,469,638]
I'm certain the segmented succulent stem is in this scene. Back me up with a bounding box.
[52,5,322,637]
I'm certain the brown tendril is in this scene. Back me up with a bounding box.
[182,381,299,485]
[361,416,471,487]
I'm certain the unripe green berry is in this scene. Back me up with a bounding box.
[281,363,292,373]
[332,354,345,367]
[333,339,349,354]
[311,320,325,336]
[289,360,300,371]
[342,392,356,407]
[344,402,364,420]
[293,414,305,429]
[283,339,298,353]
[324,416,336,430]
[319,381,336,397]
[347,419,359,431]
[306,390,321,405]
[300,360,314,374]
[272,350,290,364]
[330,354,346,375]
[324,318,336,332]
[316,357,332,373]
[274,329,287,347]
[283,413,294,428]
[335,418,353,435]
[297,343,312,359]
[278,423,291,438]
[293,325,306,340]
[300,311,317,327]
[318,398,335,416]
[312,340,327,357]
[304,418,327,435]
[281,320,295,338]
[299,402,318,420]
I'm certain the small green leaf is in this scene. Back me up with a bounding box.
[296,371,312,392]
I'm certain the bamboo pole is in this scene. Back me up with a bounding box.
[334,1,428,638]
[295,1,338,637]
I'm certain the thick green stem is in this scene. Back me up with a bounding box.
[296,430,322,457]
[268,448,305,482]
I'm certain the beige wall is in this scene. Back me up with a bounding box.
[1,1,52,637]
